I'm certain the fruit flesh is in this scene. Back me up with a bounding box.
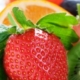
[0,0,70,26]
[3,5,54,25]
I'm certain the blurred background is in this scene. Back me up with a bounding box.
[0,0,80,16]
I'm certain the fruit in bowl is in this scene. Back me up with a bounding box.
[0,0,80,80]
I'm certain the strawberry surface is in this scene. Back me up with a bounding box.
[4,28,67,80]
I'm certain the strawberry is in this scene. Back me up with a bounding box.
[1,7,78,80]
[4,28,67,80]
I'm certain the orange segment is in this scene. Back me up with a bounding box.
[0,0,70,26]
[2,18,10,25]
[25,5,55,23]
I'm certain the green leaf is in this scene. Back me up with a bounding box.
[0,25,10,42]
[0,58,7,80]
[12,7,35,30]
[36,23,79,50]
[36,13,79,50]
[0,25,17,42]
[37,13,78,28]
[0,49,4,59]
[67,43,80,80]
[7,13,18,26]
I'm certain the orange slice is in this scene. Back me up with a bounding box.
[0,0,70,26]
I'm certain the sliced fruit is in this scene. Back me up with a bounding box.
[0,0,70,26]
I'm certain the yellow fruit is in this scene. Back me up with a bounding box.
[0,0,70,26]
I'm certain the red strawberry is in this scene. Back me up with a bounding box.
[4,28,67,80]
